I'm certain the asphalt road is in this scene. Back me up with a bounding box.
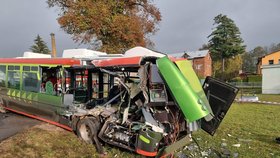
[0,112,40,142]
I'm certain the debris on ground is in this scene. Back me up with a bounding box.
[196,137,202,141]
[180,136,244,158]
[221,142,227,147]
[237,138,252,143]
[176,152,188,158]
[227,134,232,137]
[221,147,231,157]
[233,152,239,158]
[232,144,241,147]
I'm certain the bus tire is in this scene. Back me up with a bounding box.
[77,117,104,154]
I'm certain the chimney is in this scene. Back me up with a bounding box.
[50,33,57,58]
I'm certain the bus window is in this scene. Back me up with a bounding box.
[103,73,109,98]
[0,65,6,87]
[41,67,58,95]
[75,70,88,89]
[7,65,20,90]
[92,73,99,99]
[22,66,40,92]
[91,72,111,102]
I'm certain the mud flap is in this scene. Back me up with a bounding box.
[201,77,239,135]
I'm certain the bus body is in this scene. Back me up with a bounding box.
[0,53,238,157]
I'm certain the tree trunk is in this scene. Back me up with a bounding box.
[222,58,225,72]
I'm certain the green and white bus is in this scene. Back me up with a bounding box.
[0,51,238,157]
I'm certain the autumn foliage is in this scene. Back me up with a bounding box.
[47,0,161,54]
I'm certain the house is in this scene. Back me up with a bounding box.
[171,50,212,78]
[260,50,280,94]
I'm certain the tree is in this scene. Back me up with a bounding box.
[47,0,161,54]
[198,43,210,51]
[208,14,246,73]
[213,55,242,81]
[242,46,267,73]
[241,43,280,73]
[30,35,50,54]
[268,43,280,53]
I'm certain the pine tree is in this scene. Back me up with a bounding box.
[208,14,246,72]
[30,35,50,54]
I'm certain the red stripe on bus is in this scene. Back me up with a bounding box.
[91,56,182,67]
[136,148,158,157]
[0,58,81,66]
[92,56,142,67]
[3,107,73,131]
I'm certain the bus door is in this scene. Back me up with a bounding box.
[71,69,89,103]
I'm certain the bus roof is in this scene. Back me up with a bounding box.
[0,58,81,66]
[91,56,186,67]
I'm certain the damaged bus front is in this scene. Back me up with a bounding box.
[69,56,238,157]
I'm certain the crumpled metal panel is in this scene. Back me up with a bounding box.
[175,60,213,121]
[156,56,209,122]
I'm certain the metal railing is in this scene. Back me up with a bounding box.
[229,82,262,88]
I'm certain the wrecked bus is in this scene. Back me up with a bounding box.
[0,50,238,157]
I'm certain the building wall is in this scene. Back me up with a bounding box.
[204,53,212,77]
[191,52,212,78]
[262,65,280,94]
[262,51,280,65]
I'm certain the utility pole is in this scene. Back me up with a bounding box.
[50,33,57,58]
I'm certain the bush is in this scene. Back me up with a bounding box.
[247,75,262,82]
[230,76,247,82]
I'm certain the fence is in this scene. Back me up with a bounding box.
[229,82,262,88]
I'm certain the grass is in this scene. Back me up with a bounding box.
[193,103,280,157]
[257,94,280,102]
[1,99,280,157]
[0,124,138,158]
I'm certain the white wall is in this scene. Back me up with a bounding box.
[262,65,280,94]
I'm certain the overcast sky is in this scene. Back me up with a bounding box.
[0,0,280,57]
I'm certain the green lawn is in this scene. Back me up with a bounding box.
[1,102,280,158]
[257,94,280,103]
[193,103,280,157]
[0,124,138,158]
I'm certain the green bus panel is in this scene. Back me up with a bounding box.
[156,57,209,122]
[38,93,62,106]
[175,60,213,121]
[7,89,62,106]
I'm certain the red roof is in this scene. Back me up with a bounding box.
[0,58,81,66]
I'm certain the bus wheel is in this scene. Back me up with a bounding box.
[77,117,104,154]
